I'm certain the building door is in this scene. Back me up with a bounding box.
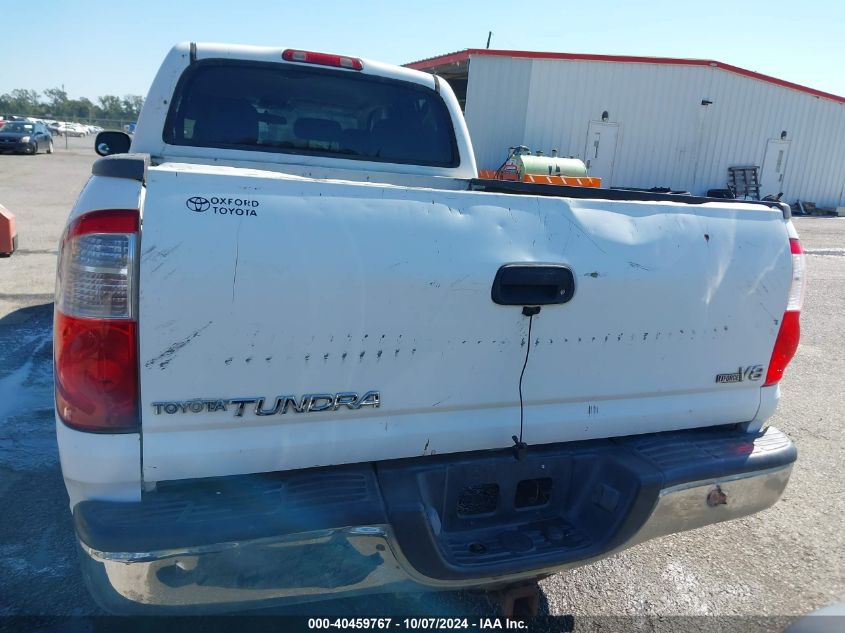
[584,121,620,187]
[760,139,791,197]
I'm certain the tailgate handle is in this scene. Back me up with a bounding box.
[491,263,575,306]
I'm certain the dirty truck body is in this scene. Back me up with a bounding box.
[54,43,803,613]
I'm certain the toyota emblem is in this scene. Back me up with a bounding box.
[186,196,210,212]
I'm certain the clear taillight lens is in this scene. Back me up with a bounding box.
[57,233,135,319]
[786,238,805,311]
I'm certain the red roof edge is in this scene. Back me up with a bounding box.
[405,48,845,105]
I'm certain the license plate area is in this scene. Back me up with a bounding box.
[382,446,651,572]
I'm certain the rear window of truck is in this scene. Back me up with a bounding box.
[163,60,459,167]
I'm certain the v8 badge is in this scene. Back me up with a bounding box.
[715,365,764,384]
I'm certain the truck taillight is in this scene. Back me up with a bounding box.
[764,238,805,386]
[54,210,140,432]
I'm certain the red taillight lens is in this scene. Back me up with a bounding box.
[764,311,800,386]
[764,238,805,386]
[54,314,139,431]
[282,48,364,71]
[54,209,139,432]
[66,209,138,238]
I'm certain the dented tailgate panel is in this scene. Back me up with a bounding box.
[138,163,792,482]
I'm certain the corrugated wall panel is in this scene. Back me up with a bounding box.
[463,56,845,207]
[463,56,533,171]
[697,70,845,205]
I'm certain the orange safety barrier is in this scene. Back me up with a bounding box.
[523,174,602,188]
[0,203,17,256]
[477,169,602,188]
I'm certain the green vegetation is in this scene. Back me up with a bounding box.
[0,87,143,125]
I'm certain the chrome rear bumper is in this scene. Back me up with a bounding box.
[76,426,795,613]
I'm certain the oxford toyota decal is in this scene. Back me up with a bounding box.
[186,195,259,216]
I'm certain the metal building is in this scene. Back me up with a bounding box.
[407,49,845,208]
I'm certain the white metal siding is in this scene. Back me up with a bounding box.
[464,57,533,172]
[464,55,845,207]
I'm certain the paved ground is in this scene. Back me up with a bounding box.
[0,135,93,318]
[0,141,842,630]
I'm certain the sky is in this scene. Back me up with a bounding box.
[1,0,844,101]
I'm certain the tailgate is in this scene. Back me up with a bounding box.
[138,163,792,482]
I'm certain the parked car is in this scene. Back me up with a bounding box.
[57,42,803,615]
[53,122,86,137]
[0,120,53,154]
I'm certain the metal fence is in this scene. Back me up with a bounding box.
[64,117,136,131]
[2,114,136,131]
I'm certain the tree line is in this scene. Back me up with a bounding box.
[0,87,143,123]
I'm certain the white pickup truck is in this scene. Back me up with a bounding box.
[55,43,804,614]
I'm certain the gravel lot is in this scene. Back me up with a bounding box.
[0,138,842,630]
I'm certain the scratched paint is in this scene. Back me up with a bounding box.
[144,321,213,370]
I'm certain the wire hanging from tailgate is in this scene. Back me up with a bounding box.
[513,306,540,460]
